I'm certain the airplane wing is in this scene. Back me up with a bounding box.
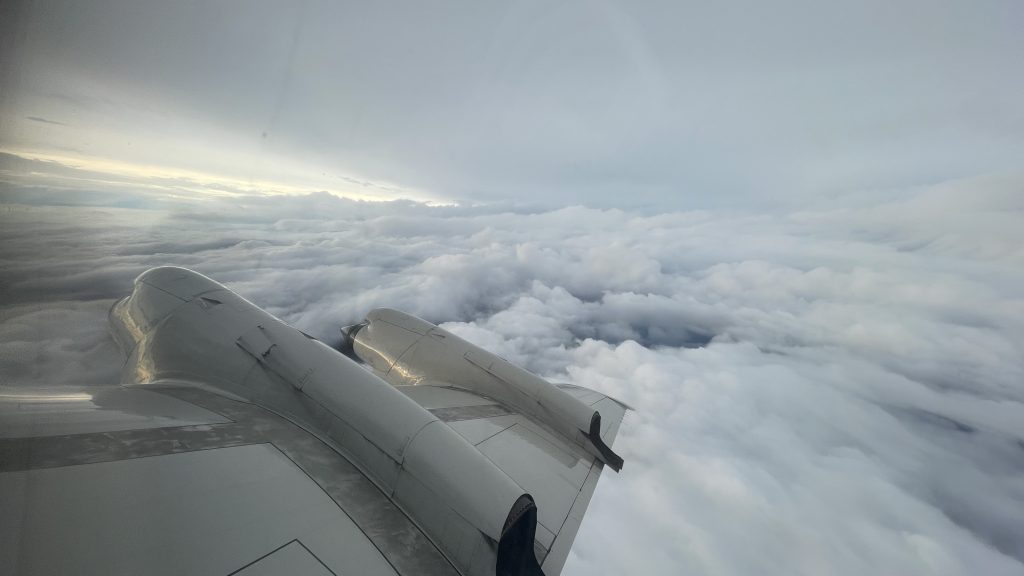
[1,267,627,576]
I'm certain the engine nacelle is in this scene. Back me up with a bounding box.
[348,308,623,472]
[110,267,545,576]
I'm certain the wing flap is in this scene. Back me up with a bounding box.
[2,443,399,576]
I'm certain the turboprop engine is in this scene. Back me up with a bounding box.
[345,309,624,472]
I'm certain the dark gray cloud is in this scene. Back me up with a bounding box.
[1,169,1023,574]
[2,0,1023,207]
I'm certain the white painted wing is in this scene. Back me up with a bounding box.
[2,267,627,576]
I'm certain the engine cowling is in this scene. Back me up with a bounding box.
[348,308,623,472]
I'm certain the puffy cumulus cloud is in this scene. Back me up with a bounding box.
[0,300,121,387]
[566,341,1024,576]
[2,172,1024,575]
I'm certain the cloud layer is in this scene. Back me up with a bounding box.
[2,174,1023,575]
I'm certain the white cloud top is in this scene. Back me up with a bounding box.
[2,170,1022,574]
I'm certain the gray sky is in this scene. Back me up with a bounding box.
[2,0,1023,207]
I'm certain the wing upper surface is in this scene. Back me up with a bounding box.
[0,383,457,576]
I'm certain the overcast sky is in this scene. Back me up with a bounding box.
[2,0,1023,207]
[2,2,1024,575]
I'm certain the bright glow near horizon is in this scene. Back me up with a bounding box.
[0,146,443,204]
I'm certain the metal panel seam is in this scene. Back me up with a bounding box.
[266,446,397,576]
